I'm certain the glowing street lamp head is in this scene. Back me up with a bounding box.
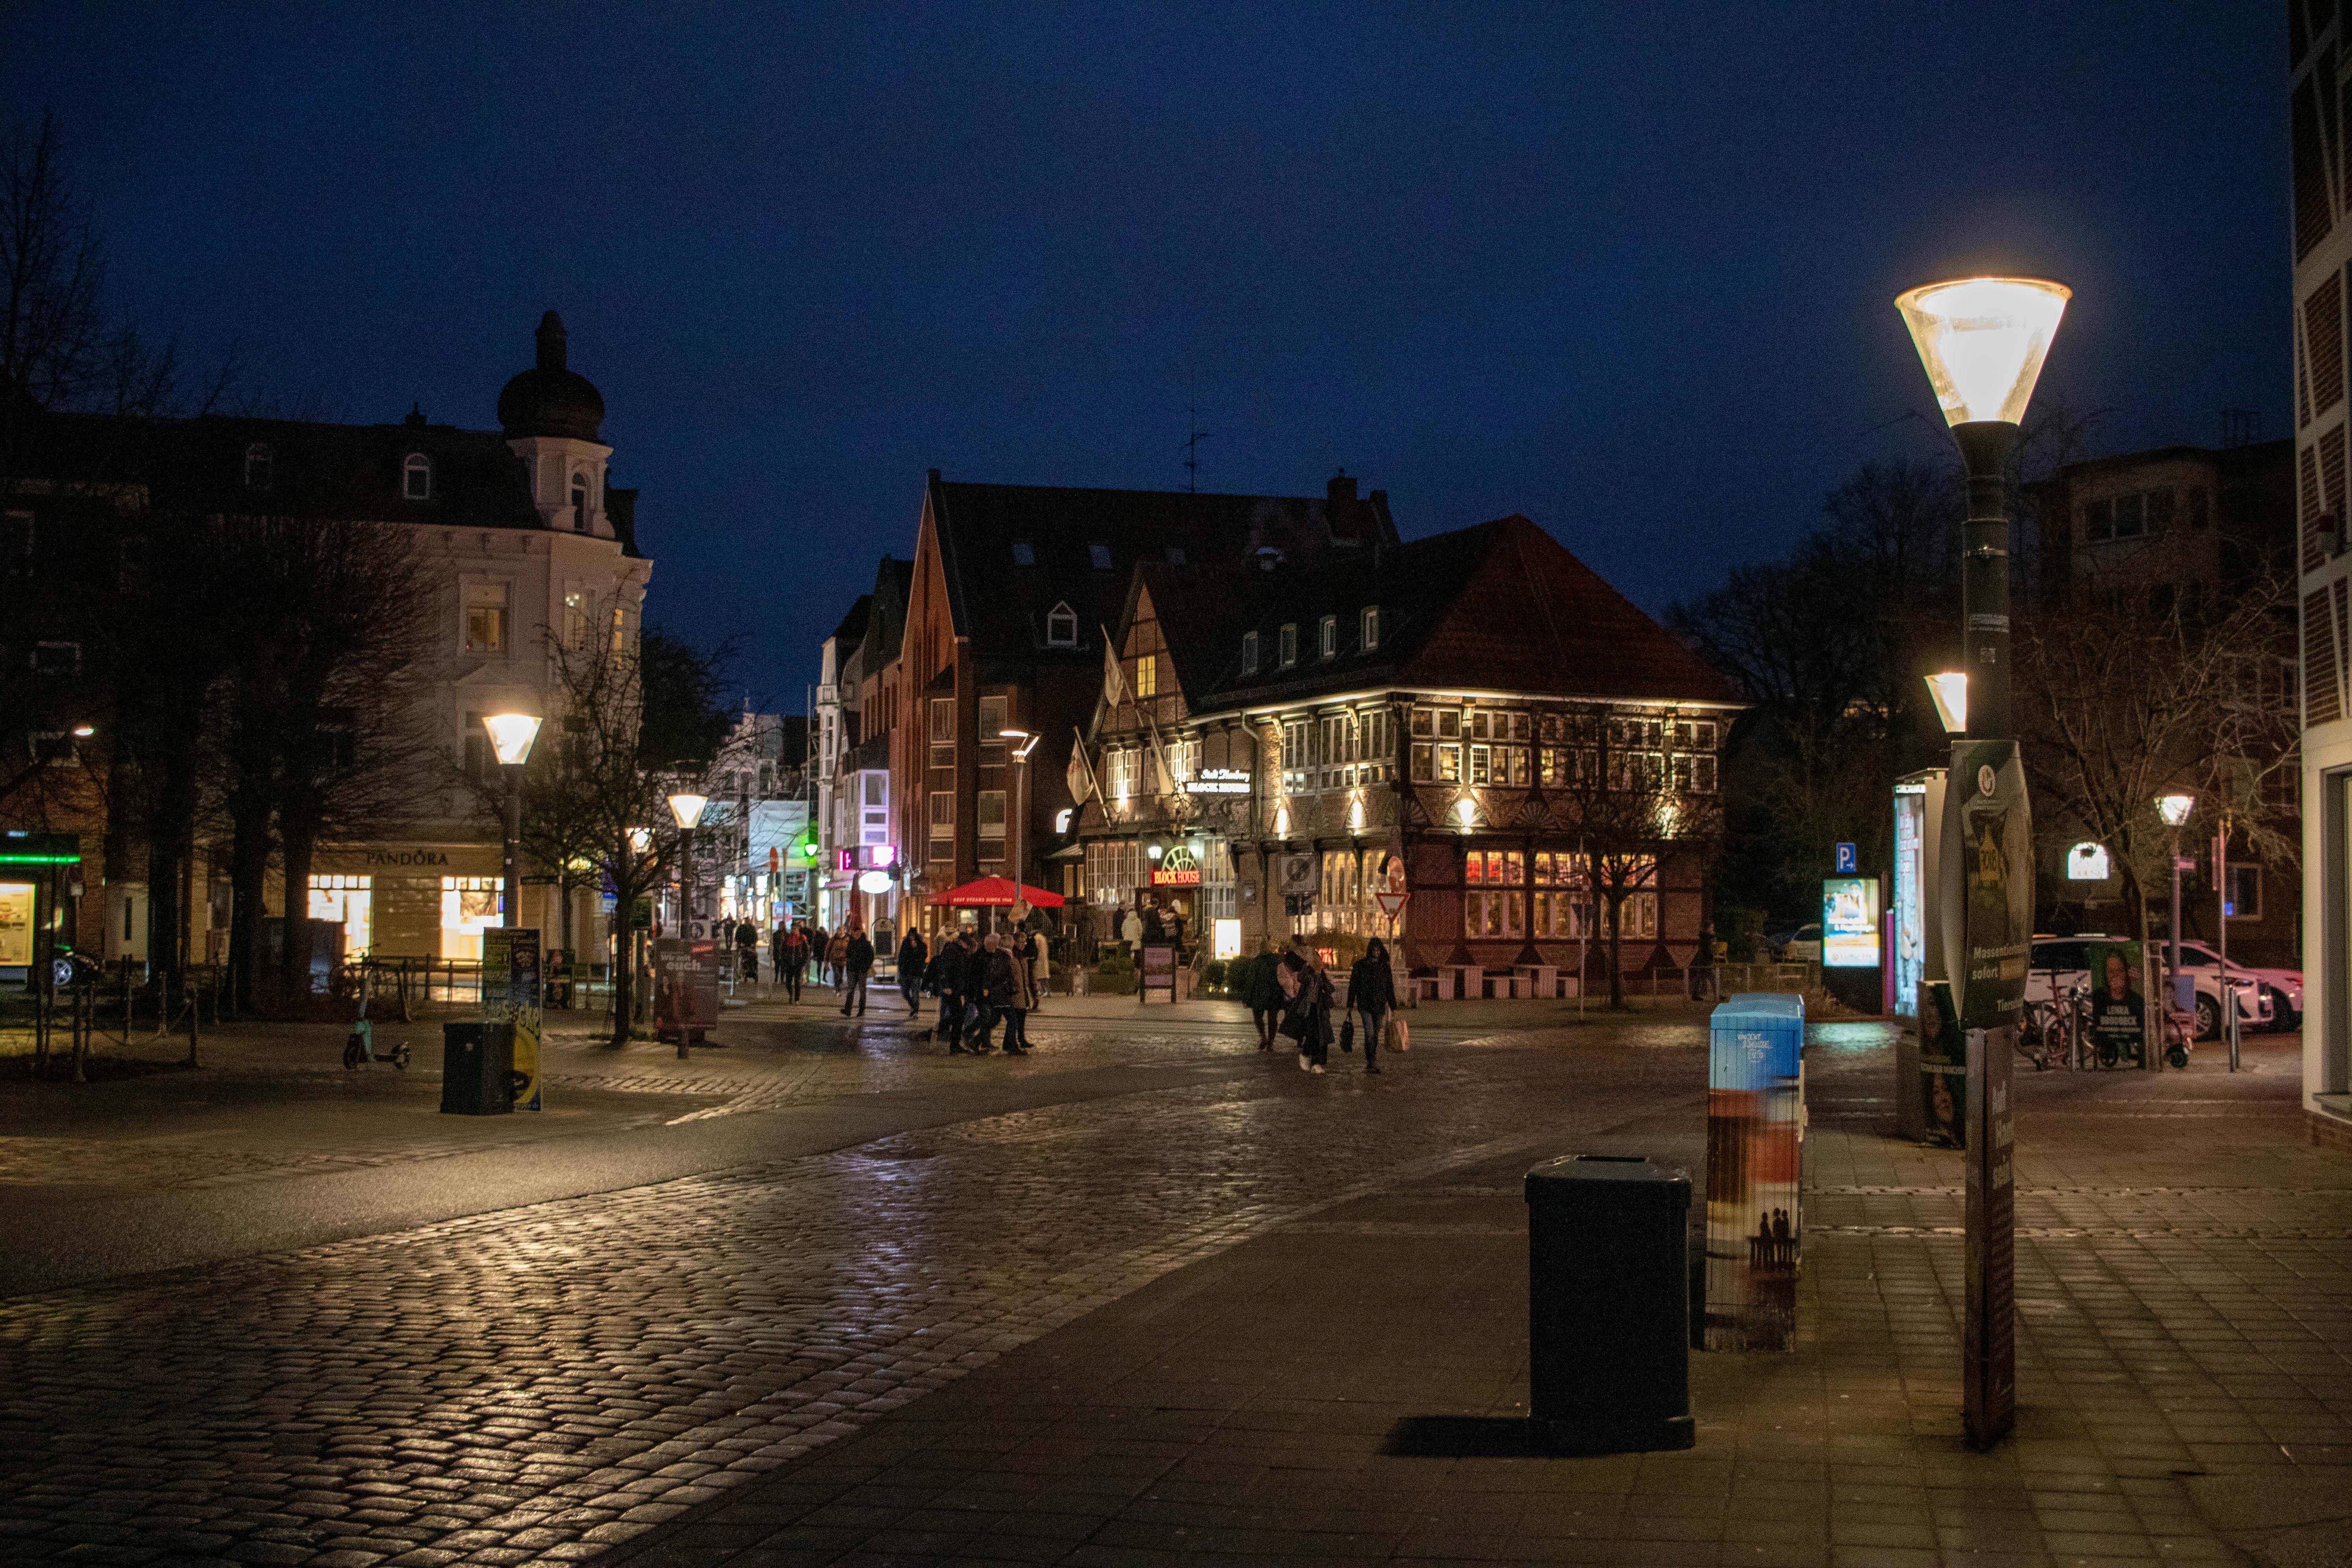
[667,791,709,830]
[627,827,652,853]
[1895,276,2070,428]
[482,712,543,767]
[1925,672,1969,735]
[2156,793,2195,828]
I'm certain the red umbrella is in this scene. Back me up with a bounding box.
[926,875,1065,908]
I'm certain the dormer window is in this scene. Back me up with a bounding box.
[1088,542,1112,570]
[403,452,432,501]
[1319,615,1337,658]
[1360,604,1380,650]
[1164,546,1187,564]
[570,472,589,532]
[1278,624,1297,668]
[1012,540,1035,566]
[1242,630,1258,674]
[244,443,273,491]
[1046,601,1078,647]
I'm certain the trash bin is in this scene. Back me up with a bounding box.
[1525,1153,1694,1453]
[439,1022,513,1116]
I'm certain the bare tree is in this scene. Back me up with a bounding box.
[2017,570,2299,963]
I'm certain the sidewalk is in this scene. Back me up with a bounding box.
[607,1033,2352,1568]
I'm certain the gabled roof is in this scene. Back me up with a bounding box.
[829,594,874,650]
[1186,514,1740,709]
[925,472,1397,662]
[859,557,915,672]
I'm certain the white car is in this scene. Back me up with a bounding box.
[2172,940,2301,1032]
[1772,923,1823,962]
[2025,935,2270,1042]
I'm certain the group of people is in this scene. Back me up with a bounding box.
[1103,898,1185,956]
[920,926,1048,1055]
[1243,934,1401,1075]
[732,917,877,1011]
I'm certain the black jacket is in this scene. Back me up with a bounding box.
[845,934,874,975]
[1348,953,1397,1011]
[898,932,927,973]
[978,948,1018,1007]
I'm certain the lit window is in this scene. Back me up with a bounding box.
[1279,624,1297,667]
[928,698,955,769]
[463,581,509,653]
[1319,615,1337,658]
[403,452,432,500]
[1361,605,1379,650]
[562,582,590,648]
[1134,654,1158,698]
[1046,601,1077,647]
[1089,542,1112,570]
[571,472,590,532]
[1012,540,1035,566]
[244,443,274,491]
[1242,631,1258,674]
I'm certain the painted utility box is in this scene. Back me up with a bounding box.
[1704,992,1806,1350]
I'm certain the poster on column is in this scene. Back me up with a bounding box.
[482,927,543,1110]
[1938,741,2032,1031]
[1916,979,1964,1148]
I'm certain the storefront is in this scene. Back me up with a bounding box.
[313,841,503,960]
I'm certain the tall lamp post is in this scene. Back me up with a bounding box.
[667,791,708,1059]
[1000,727,1040,932]
[482,714,543,928]
[2158,791,2196,1062]
[1898,274,2070,1453]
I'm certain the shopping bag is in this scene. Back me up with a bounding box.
[1339,1017,1354,1053]
[1386,1014,1409,1051]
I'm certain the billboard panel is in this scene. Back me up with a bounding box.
[1821,876,1880,968]
[1892,787,1925,1015]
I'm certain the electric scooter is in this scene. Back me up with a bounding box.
[342,981,409,1070]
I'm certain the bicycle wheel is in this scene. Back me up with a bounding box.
[343,1038,361,1070]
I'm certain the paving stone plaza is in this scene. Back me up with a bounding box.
[1,993,2347,1567]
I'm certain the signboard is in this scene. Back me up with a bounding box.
[2065,841,2110,881]
[1892,786,1925,1018]
[2083,939,2148,1067]
[653,937,721,1041]
[1821,877,1880,968]
[1182,768,1250,796]
[749,800,811,870]
[0,830,79,865]
[1150,845,1201,886]
[1834,842,1858,874]
[1212,918,1241,960]
[856,869,894,894]
[482,927,543,1111]
[1374,888,1409,923]
[1963,1022,2016,1447]
[1277,854,1317,898]
[1140,943,1176,1000]
[1939,741,2032,1031]
[0,881,33,968]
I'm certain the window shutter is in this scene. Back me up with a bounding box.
[2305,443,2330,573]
[2312,275,2346,419]
[2320,586,2348,727]
[2297,75,2332,261]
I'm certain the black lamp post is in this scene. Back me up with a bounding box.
[482,713,543,928]
[667,790,708,1059]
[1898,274,2070,1453]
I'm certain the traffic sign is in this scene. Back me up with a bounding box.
[1374,889,1409,923]
[1833,842,1858,874]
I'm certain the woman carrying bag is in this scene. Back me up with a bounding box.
[1277,948,1336,1074]
[1348,937,1401,1075]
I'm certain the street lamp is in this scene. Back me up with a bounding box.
[1000,728,1040,931]
[666,790,708,1059]
[1924,672,1968,735]
[2158,793,2196,1044]
[482,713,542,927]
[1898,273,2069,1454]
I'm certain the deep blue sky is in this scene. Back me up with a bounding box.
[7,4,2286,706]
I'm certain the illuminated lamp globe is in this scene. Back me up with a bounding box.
[2156,793,2195,828]
[1924,672,1968,735]
[482,712,543,767]
[1894,277,2070,428]
[667,792,709,830]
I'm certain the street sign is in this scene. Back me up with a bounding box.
[1374,889,1409,923]
[2174,856,2197,872]
[1834,842,1858,874]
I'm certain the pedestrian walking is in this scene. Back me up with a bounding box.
[1121,905,1144,956]
[1245,948,1286,1051]
[1691,922,1719,1002]
[734,918,760,989]
[967,931,1023,1054]
[1003,926,1042,1050]
[1277,946,1335,1073]
[944,930,983,1053]
[1348,937,1400,1075]
[780,923,808,1002]
[806,923,829,988]
[826,926,850,991]
[1141,902,1165,945]
[925,937,959,1040]
[897,927,929,1015]
[839,921,874,1017]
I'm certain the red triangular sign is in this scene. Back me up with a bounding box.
[1374,890,1409,921]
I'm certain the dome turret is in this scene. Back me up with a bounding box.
[496,311,605,441]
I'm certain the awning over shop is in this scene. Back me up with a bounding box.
[926,876,1065,908]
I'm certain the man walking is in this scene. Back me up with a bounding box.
[734,918,761,991]
[839,921,874,1017]
[942,930,980,1052]
[781,923,809,1002]
[1348,936,1399,1075]
[897,926,929,1016]
[967,931,1020,1055]
[1692,922,1719,1002]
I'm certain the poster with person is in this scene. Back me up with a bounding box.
[1916,978,1965,1149]
[2083,940,2147,1068]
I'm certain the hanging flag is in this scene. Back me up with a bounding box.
[1067,727,1100,804]
[1100,626,1129,708]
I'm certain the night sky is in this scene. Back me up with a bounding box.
[7,4,2286,707]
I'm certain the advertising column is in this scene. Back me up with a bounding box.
[482,927,542,1110]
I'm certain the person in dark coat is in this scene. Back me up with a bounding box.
[734,919,760,987]
[1278,947,1335,1073]
[942,930,981,1051]
[1348,937,1399,1075]
[806,924,830,989]
[1244,948,1287,1051]
[967,931,1023,1054]
[839,922,874,1016]
[770,922,791,998]
[925,938,960,1041]
[897,928,929,1015]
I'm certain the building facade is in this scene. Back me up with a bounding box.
[1077,515,1743,977]
[0,311,653,978]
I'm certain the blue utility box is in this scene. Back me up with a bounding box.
[1704,993,1806,1350]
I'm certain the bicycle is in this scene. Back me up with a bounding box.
[2019,993,2076,1071]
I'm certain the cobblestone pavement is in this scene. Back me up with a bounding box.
[0,1012,1702,1566]
[591,1030,2352,1568]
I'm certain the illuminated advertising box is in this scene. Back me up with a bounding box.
[1892,784,1925,1017]
[1821,876,1880,968]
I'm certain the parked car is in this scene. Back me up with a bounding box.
[1768,923,1823,963]
[2024,935,2270,1042]
[2171,940,2301,1032]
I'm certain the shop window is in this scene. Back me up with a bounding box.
[463,581,509,653]
[441,875,500,960]
[404,452,432,500]
[308,874,374,956]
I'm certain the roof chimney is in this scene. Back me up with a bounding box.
[1328,469,1357,507]
[1328,469,1361,543]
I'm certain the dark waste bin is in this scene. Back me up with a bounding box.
[440,1022,513,1116]
[1525,1153,1694,1453]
